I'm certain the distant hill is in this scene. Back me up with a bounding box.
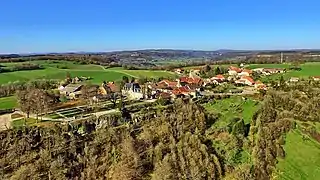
[1,49,320,67]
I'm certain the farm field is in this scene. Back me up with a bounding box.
[203,96,260,128]
[106,67,176,79]
[276,130,320,180]
[247,62,320,81]
[0,60,176,85]
[0,96,17,110]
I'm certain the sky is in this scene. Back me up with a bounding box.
[1,0,320,54]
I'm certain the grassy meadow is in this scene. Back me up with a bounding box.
[0,60,176,85]
[247,62,320,81]
[276,130,320,180]
[203,96,260,127]
[0,96,17,109]
[106,67,176,79]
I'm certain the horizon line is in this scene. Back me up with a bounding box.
[1,48,320,56]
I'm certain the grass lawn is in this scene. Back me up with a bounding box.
[247,62,320,81]
[11,118,58,129]
[276,130,320,180]
[0,61,176,85]
[106,67,176,79]
[203,96,260,128]
[246,63,291,69]
[11,118,37,128]
[0,96,17,109]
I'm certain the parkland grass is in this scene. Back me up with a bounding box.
[203,96,260,128]
[247,62,320,81]
[0,60,175,85]
[0,96,17,110]
[276,130,320,180]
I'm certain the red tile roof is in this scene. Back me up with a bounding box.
[241,76,255,84]
[159,80,178,88]
[229,66,242,73]
[179,77,203,85]
[180,77,190,83]
[172,86,191,95]
[242,69,253,74]
[105,82,119,92]
[216,74,225,79]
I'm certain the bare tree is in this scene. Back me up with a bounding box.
[16,89,32,121]
[17,88,55,123]
[81,85,99,109]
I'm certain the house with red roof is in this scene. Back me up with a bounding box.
[238,69,253,77]
[228,66,242,76]
[179,76,203,87]
[172,86,192,96]
[99,81,119,95]
[159,80,180,88]
[262,68,285,75]
[235,76,255,86]
[211,74,225,83]
[312,76,320,81]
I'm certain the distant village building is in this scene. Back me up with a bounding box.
[252,68,264,73]
[210,74,225,84]
[122,82,143,100]
[228,66,242,76]
[99,81,118,95]
[159,79,180,88]
[262,68,285,76]
[238,69,253,77]
[59,84,83,99]
[179,76,204,87]
[235,76,255,86]
[312,76,320,81]
[174,68,184,74]
[289,77,299,83]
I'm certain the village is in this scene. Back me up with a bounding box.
[58,65,294,103]
[10,63,313,124]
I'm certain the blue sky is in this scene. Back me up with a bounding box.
[1,0,320,53]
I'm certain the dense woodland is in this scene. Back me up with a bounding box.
[1,79,320,179]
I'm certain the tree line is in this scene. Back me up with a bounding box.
[0,63,43,73]
[0,80,58,98]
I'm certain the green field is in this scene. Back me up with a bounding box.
[203,96,260,127]
[106,67,176,79]
[247,62,320,81]
[246,63,291,69]
[11,118,56,129]
[0,96,17,109]
[0,60,176,84]
[276,130,320,180]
